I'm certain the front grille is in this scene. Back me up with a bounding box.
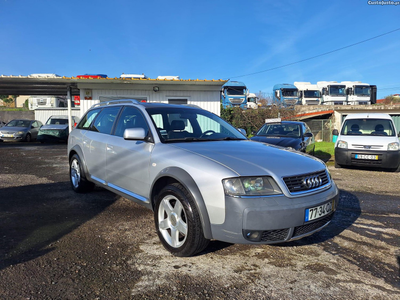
[283,170,330,193]
[293,214,333,237]
[260,228,290,242]
[352,144,384,150]
[229,98,244,104]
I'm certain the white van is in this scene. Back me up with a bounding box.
[334,113,400,171]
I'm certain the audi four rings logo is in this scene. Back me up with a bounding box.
[303,175,322,189]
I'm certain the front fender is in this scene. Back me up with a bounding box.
[151,167,213,239]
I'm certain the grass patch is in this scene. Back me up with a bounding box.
[314,142,335,162]
[0,107,29,111]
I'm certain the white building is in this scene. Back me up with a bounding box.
[77,76,226,117]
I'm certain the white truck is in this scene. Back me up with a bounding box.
[294,82,321,105]
[246,92,259,109]
[28,96,68,110]
[341,81,373,105]
[317,81,347,105]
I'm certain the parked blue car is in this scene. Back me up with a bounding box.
[251,120,315,154]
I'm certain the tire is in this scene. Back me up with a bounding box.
[154,183,209,257]
[69,154,95,193]
[25,133,31,142]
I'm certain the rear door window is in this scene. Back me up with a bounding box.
[77,108,101,130]
[91,106,121,135]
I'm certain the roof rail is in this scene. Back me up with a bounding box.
[92,99,140,108]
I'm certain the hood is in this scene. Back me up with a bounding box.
[170,140,324,178]
[250,136,301,149]
[0,126,28,132]
[40,124,68,130]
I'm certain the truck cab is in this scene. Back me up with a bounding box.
[342,81,375,105]
[272,84,299,106]
[221,81,247,109]
[294,82,321,105]
[317,81,347,105]
[246,92,259,109]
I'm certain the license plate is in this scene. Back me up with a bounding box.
[1,134,14,138]
[355,154,378,160]
[305,201,333,222]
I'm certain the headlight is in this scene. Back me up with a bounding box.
[14,131,25,136]
[337,140,348,149]
[222,177,282,196]
[388,142,399,151]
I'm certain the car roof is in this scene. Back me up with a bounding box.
[265,121,305,125]
[49,115,69,118]
[344,113,392,120]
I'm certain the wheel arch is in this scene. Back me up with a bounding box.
[68,145,91,179]
[151,167,213,239]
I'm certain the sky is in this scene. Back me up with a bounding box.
[1,0,400,99]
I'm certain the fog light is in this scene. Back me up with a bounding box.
[245,230,261,241]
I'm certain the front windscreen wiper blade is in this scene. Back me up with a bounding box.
[220,137,246,140]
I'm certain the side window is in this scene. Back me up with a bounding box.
[114,106,149,137]
[77,108,101,130]
[32,121,38,128]
[92,106,121,135]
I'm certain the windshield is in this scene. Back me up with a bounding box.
[6,120,30,127]
[46,118,68,125]
[341,118,396,136]
[329,85,346,96]
[354,86,371,96]
[257,123,301,138]
[225,87,246,96]
[146,106,247,142]
[303,90,321,98]
[282,89,298,97]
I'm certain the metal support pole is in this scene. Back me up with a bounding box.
[67,86,72,133]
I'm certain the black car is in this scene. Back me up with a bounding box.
[250,120,315,154]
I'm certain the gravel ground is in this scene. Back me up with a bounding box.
[0,142,399,299]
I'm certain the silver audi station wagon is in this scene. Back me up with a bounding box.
[68,100,339,257]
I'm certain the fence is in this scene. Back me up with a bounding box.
[305,119,333,142]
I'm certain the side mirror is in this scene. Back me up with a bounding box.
[304,132,313,138]
[124,128,146,140]
[237,128,247,137]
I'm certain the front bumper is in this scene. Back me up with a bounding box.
[37,134,67,142]
[335,147,400,169]
[210,183,339,244]
[0,135,24,142]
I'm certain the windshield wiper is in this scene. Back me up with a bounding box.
[220,137,245,140]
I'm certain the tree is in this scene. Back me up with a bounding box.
[256,91,273,107]
[0,95,16,107]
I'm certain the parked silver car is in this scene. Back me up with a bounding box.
[68,100,339,257]
[0,119,43,142]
